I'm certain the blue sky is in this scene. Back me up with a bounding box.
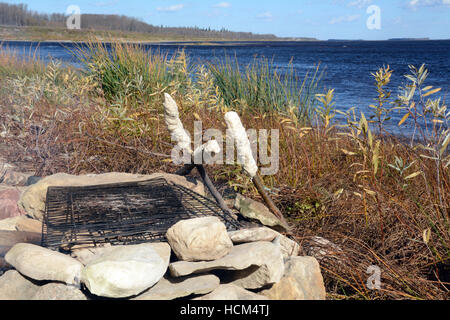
[5,0,450,40]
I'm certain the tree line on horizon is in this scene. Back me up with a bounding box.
[0,2,278,40]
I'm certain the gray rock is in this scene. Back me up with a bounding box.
[0,270,40,300]
[31,283,88,300]
[170,241,284,289]
[166,216,233,262]
[0,188,26,220]
[0,216,42,232]
[0,184,26,193]
[228,227,278,243]
[259,276,305,300]
[81,243,170,298]
[260,256,326,300]
[134,274,220,300]
[284,256,326,300]
[234,194,288,232]
[194,284,269,300]
[0,216,22,231]
[229,227,300,258]
[15,217,42,233]
[1,171,32,187]
[19,172,206,221]
[273,234,301,258]
[5,243,83,285]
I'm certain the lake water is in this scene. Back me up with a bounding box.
[3,40,450,136]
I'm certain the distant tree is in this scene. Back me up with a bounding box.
[0,2,278,40]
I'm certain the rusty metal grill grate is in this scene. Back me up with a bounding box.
[42,178,241,250]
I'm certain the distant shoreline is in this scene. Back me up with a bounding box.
[1,39,449,46]
[0,39,313,44]
[0,25,318,44]
[0,25,448,44]
[1,25,448,44]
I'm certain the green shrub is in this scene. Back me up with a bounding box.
[208,55,323,124]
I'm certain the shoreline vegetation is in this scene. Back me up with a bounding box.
[1,26,447,43]
[1,25,309,43]
[3,25,449,43]
[0,41,448,300]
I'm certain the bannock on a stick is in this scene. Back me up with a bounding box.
[224,111,290,231]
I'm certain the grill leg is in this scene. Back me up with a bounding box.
[195,165,234,216]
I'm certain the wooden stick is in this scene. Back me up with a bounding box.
[175,163,290,232]
[252,174,291,232]
[195,164,234,215]
[176,163,290,233]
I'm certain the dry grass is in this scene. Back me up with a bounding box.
[0,42,448,300]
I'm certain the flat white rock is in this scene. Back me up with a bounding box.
[31,283,88,300]
[169,241,284,289]
[228,227,278,243]
[134,274,220,300]
[5,243,83,285]
[81,243,170,298]
[229,227,300,258]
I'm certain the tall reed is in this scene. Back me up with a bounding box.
[74,41,191,107]
[0,43,44,77]
[207,55,323,124]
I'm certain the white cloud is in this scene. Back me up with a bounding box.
[348,0,373,8]
[157,4,184,12]
[213,2,232,8]
[256,11,273,21]
[407,0,450,8]
[329,14,361,24]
